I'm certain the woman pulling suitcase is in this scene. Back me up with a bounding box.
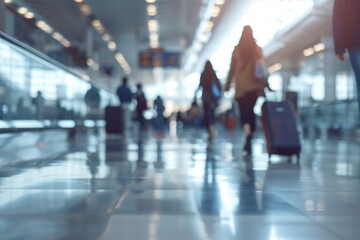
[224,25,271,155]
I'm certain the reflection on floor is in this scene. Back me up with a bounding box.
[0,127,359,240]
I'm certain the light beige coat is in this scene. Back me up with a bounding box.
[225,45,267,98]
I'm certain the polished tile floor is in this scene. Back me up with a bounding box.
[0,126,359,240]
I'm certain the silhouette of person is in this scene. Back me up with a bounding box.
[225,25,270,155]
[333,0,360,123]
[135,83,148,131]
[116,77,133,104]
[34,91,45,120]
[153,95,166,132]
[197,60,222,142]
[84,85,101,119]
[116,77,133,134]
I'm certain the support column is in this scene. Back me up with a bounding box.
[322,36,337,102]
[0,5,15,36]
[281,70,291,96]
[0,1,5,32]
[85,27,94,59]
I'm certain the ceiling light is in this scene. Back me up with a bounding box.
[61,39,71,48]
[215,0,225,5]
[198,33,209,43]
[314,43,325,52]
[87,58,94,66]
[102,34,111,42]
[36,21,53,33]
[18,7,28,15]
[52,32,64,41]
[145,0,156,3]
[74,0,84,3]
[4,0,12,4]
[108,41,117,51]
[24,12,34,19]
[115,53,125,62]
[211,6,221,17]
[150,42,159,48]
[80,5,91,15]
[149,33,158,41]
[147,5,157,16]
[148,20,158,32]
[205,21,214,32]
[303,48,315,57]
[92,19,102,28]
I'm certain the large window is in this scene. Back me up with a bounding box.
[0,36,105,121]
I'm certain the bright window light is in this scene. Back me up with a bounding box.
[210,0,314,76]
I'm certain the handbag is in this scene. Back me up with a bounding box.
[254,59,269,83]
[211,81,221,101]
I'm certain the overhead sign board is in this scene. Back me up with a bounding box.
[139,49,180,68]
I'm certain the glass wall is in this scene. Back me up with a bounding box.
[0,34,109,123]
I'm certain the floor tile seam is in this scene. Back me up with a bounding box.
[272,193,348,240]
[264,190,360,194]
[296,214,348,240]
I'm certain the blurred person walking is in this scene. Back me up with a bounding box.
[224,25,270,155]
[84,85,101,119]
[333,0,360,124]
[198,60,222,142]
[116,77,133,135]
[135,83,148,131]
[153,95,166,131]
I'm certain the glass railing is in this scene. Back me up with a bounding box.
[0,32,110,130]
[298,100,359,140]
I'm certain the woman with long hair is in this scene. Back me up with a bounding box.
[224,25,270,154]
[199,60,222,141]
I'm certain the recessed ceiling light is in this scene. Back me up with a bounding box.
[24,12,34,19]
[18,7,28,15]
[147,5,157,16]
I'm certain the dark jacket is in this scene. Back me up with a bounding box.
[116,85,133,104]
[333,0,360,54]
[199,62,221,108]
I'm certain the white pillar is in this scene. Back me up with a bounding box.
[0,1,5,32]
[322,36,337,102]
[0,5,15,36]
[85,27,94,58]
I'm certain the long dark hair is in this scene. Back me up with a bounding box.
[201,60,217,89]
[237,25,257,67]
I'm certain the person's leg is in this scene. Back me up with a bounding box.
[348,47,360,124]
[237,91,259,154]
[204,104,215,141]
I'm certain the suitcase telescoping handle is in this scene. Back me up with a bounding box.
[264,88,280,102]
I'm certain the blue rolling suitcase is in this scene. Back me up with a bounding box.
[261,101,301,163]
